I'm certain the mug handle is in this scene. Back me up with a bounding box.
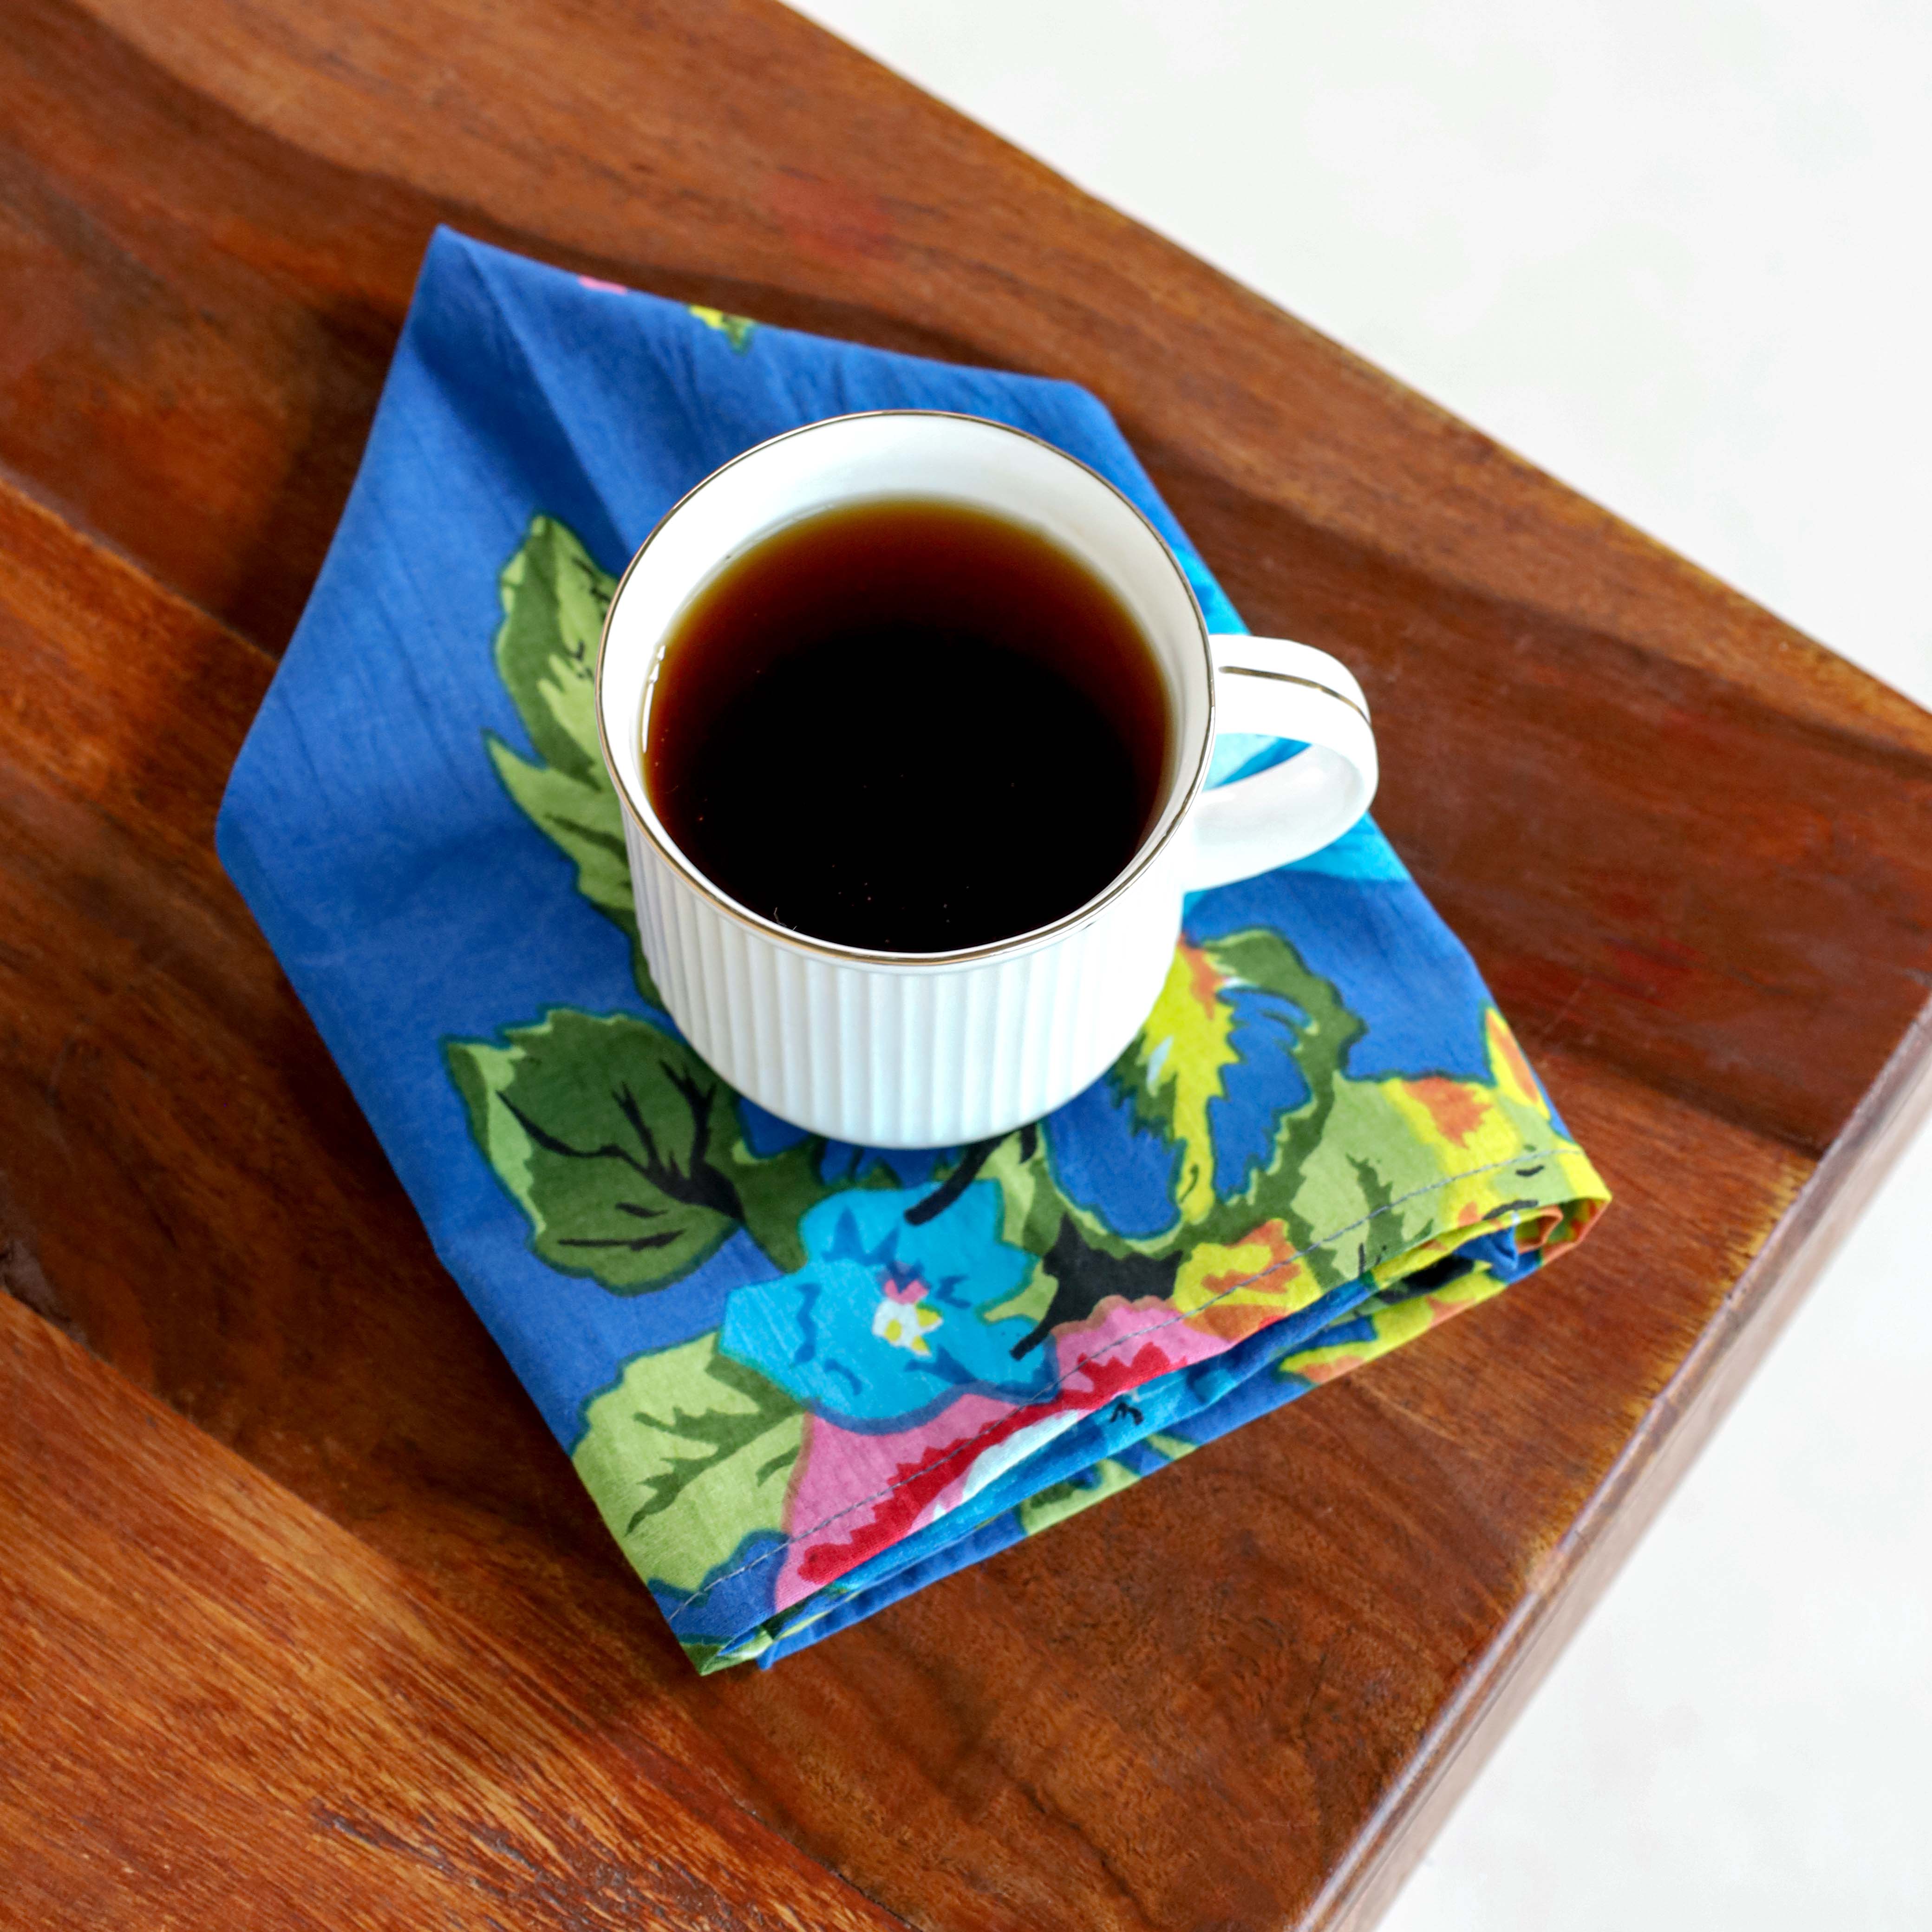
[1186,634,1380,892]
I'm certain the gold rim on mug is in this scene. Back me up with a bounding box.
[593,409,1222,969]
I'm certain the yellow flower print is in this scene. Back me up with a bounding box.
[1171,1219,1325,1343]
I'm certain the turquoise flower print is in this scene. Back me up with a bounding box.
[718,1184,1051,1428]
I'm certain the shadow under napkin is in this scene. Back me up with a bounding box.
[216,228,1608,1672]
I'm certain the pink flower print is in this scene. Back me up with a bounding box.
[1048,1294,1224,1400]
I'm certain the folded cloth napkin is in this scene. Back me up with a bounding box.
[219,228,1609,1672]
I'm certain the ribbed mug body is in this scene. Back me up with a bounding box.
[622,812,1182,1146]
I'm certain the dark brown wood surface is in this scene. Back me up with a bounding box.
[0,1289,907,1931]
[3,3,1930,1927]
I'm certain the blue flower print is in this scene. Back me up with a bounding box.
[718,1184,1050,1429]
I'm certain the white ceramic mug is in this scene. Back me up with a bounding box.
[595,411,1377,1148]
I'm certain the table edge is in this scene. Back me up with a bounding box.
[1306,994,1932,1931]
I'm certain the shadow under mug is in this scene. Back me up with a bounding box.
[595,411,1377,1148]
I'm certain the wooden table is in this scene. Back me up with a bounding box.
[4,5,1930,1926]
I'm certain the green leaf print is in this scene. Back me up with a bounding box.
[1096,927,1364,1240]
[574,1333,802,1596]
[486,515,652,984]
[494,514,610,782]
[1146,929,1553,1294]
[450,516,854,1293]
[446,1009,832,1291]
[1186,927,1365,1272]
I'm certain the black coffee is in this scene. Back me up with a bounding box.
[645,496,1170,953]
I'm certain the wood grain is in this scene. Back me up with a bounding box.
[0,1292,908,1931]
[3,2,1932,1927]
[7,0,1921,749]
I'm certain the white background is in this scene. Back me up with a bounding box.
[787,5,1931,1925]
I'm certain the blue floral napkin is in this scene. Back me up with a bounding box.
[218,229,1608,1671]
